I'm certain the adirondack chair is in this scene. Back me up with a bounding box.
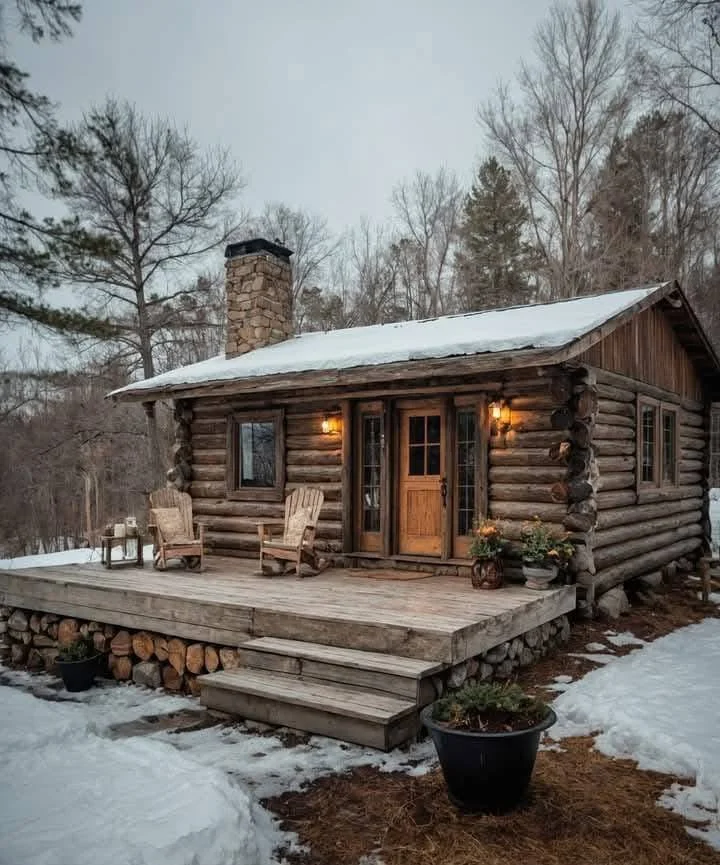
[257,487,325,577]
[148,488,204,572]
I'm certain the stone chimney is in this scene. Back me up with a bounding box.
[224,238,294,358]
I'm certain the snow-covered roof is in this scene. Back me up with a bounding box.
[110,284,668,399]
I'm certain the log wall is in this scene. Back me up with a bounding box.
[589,366,707,597]
[188,398,343,559]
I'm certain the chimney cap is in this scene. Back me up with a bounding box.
[225,237,294,261]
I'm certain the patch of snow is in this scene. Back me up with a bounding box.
[551,619,720,850]
[111,286,664,397]
[605,632,647,648]
[567,652,617,665]
[554,674,574,684]
[0,544,153,570]
[585,642,610,652]
[698,592,720,604]
[0,670,437,864]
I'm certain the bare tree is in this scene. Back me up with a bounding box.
[636,0,720,140]
[249,203,338,330]
[48,99,245,481]
[481,0,632,297]
[391,168,463,317]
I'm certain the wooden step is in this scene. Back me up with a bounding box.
[199,669,420,750]
[237,637,444,703]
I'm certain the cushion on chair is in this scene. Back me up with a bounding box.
[151,508,193,544]
[284,508,311,546]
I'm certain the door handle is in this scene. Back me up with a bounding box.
[440,477,448,508]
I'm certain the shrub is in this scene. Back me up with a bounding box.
[432,681,549,730]
[57,635,97,662]
[521,517,574,567]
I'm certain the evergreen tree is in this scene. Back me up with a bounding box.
[456,157,537,310]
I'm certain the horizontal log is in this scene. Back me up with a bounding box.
[594,537,702,594]
[189,481,227,498]
[598,399,635,419]
[593,439,636,456]
[594,523,702,570]
[488,466,567,484]
[500,430,561,448]
[192,433,226,449]
[490,484,558,503]
[682,459,704,472]
[287,435,343,451]
[286,449,342,466]
[489,501,567,522]
[190,419,227,435]
[637,484,702,505]
[680,428,707,444]
[596,382,635,403]
[596,497,701,530]
[594,509,701,550]
[192,449,227,466]
[678,472,703,485]
[500,520,565,541]
[204,531,260,551]
[679,409,704,428]
[596,490,637,510]
[596,456,635,472]
[198,516,343,539]
[191,498,343,520]
[597,471,635,491]
[503,395,557,411]
[680,447,705,461]
[286,465,343,484]
[597,413,635,429]
[592,367,704,412]
[285,481,342,501]
[286,416,326,437]
[192,465,226,482]
[593,424,634,440]
[489,448,559,467]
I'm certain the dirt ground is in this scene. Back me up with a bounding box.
[267,581,720,865]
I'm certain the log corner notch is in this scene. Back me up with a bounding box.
[550,367,600,614]
[168,399,194,492]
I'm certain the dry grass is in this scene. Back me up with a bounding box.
[267,583,720,865]
[268,739,719,865]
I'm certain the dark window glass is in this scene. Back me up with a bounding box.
[361,415,382,532]
[409,416,425,444]
[457,409,477,536]
[239,422,276,487]
[662,410,676,484]
[409,446,425,476]
[641,405,656,483]
[427,414,441,443]
[427,444,441,475]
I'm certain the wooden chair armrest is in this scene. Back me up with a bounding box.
[257,519,285,541]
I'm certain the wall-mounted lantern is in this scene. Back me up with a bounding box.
[321,414,340,435]
[489,399,512,435]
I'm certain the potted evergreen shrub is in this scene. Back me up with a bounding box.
[421,681,556,813]
[521,517,574,589]
[468,519,507,589]
[57,635,101,692]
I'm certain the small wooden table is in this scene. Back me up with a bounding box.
[101,534,144,569]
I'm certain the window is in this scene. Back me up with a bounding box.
[637,397,678,488]
[407,414,442,476]
[227,409,284,500]
[456,409,477,536]
[361,415,382,533]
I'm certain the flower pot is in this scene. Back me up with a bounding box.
[522,563,559,590]
[470,557,504,590]
[421,705,557,813]
[57,654,101,692]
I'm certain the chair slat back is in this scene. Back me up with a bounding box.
[283,487,324,541]
[149,488,194,538]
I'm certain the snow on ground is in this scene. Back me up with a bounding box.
[551,618,720,849]
[0,669,435,865]
[584,641,609,652]
[605,631,647,647]
[0,544,154,570]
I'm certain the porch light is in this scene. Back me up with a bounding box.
[490,400,512,434]
[322,414,339,435]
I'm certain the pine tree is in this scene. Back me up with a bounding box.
[456,158,537,310]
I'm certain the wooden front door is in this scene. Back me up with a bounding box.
[398,403,446,555]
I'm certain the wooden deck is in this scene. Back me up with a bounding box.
[0,557,575,665]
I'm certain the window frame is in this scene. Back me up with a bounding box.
[636,396,679,490]
[226,408,285,501]
[354,400,386,553]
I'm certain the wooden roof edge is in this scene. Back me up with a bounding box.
[663,282,720,376]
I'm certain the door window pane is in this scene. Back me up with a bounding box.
[641,405,656,483]
[409,446,425,476]
[426,444,441,475]
[427,415,441,443]
[407,413,442,476]
[361,415,382,532]
[409,416,425,444]
[239,422,275,487]
[457,409,477,536]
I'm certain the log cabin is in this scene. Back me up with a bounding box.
[110,238,720,608]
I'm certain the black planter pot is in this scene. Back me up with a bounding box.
[57,654,101,692]
[420,704,557,813]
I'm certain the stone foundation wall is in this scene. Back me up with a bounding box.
[435,614,571,696]
[0,605,243,696]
